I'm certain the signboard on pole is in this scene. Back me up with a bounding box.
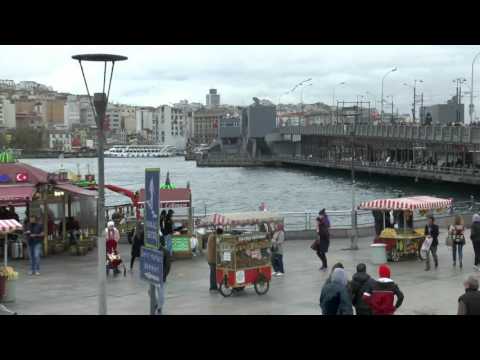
[144,168,160,249]
[140,246,164,286]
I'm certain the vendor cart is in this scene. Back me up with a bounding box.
[358,196,452,262]
[200,211,284,297]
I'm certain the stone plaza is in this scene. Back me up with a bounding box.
[3,231,478,315]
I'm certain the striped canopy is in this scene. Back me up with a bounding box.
[200,212,284,227]
[0,219,23,234]
[358,196,452,211]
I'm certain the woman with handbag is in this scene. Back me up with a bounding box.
[312,209,330,271]
[449,215,465,268]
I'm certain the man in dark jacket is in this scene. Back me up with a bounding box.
[458,275,480,315]
[424,215,440,271]
[362,264,404,315]
[349,263,375,315]
[155,237,171,315]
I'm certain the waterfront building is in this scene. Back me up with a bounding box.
[156,105,189,150]
[421,96,464,125]
[192,107,228,145]
[0,96,16,129]
[241,99,276,157]
[206,88,220,108]
[48,130,72,151]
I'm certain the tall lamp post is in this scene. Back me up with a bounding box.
[403,80,423,123]
[300,83,312,125]
[470,51,480,124]
[72,53,127,315]
[332,82,346,123]
[381,67,397,122]
[290,78,312,126]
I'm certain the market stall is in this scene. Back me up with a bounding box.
[199,211,284,297]
[0,219,22,303]
[358,196,452,262]
[0,161,97,258]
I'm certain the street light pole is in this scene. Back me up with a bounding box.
[72,54,127,315]
[300,83,312,126]
[381,67,397,122]
[470,52,480,124]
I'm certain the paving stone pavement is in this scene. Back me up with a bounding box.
[3,230,480,315]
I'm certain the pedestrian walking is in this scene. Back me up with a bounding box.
[424,216,439,271]
[471,214,480,271]
[319,268,353,315]
[164,210,174,256]
[325,262,344,284]
[159,210,167,235]
[349,263,375,315]
[449,215,466,268]
[207,227,223,292]
[457,275,480,315]
[105,221,120,243]
[155,237,171,315]
[24,215,44,276]
[271,223,285,276]
[362,264,404,315]
[311,209,330,271]
[130,222,144,271]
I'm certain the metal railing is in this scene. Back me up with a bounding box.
[191,201,478,232]
[272,155,480,178]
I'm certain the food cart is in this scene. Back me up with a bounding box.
[200,211,284,297]
[358,196,452,262]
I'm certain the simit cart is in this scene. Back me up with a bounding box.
[200,212,284,297]
[358,196,452,262]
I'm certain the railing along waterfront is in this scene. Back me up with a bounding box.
[271,155,480,178]
[275,124,480,144]
[191,201,478,232]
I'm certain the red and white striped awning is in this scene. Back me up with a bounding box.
[0,219,23,234]
[200,212,284,227]
[358,196,452,211]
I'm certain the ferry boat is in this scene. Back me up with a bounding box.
[104,145,177,158]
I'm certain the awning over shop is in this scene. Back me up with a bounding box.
[200,211,284,226]
[138,188,191,208]
[55,183,98,197]
[0,185,36,206]
[357,196,452,211]
[0,219,23,234]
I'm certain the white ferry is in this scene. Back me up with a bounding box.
[104,145,177,158]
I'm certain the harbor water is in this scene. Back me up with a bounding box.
[21,157,476,218]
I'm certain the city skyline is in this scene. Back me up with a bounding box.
[1,45,480,116]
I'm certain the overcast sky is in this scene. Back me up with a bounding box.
[2,45,480,116]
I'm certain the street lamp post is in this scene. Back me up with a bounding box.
[332,82,346,123]
[290,78,312,126]
[403,80,423,123]
[300,83,312,125]
[72,53,127,315]
[470,51,480,124]
[381,67,397,122]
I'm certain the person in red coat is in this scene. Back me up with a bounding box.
[362,264,404,315]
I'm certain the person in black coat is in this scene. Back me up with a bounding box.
[424,216,439,271]
[130,223,145,271]
[314,209,330,271]
[349,263,375,315]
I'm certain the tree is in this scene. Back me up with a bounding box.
[10,128,45,151]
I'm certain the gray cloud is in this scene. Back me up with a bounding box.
[1,45,480,115]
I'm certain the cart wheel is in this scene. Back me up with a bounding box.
[254,273,270,295]
[390,248,401,262]
[218,276,233,297]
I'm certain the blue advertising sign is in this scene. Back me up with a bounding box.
[140,246,164,286]
[144,168,160,249]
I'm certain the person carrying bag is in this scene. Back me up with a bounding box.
[449,215,466,268]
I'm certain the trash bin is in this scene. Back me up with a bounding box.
[2,279,16,303]
[0,276,6,300]
[370,243,387,265]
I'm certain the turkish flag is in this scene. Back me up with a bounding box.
[16,172,28,182]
